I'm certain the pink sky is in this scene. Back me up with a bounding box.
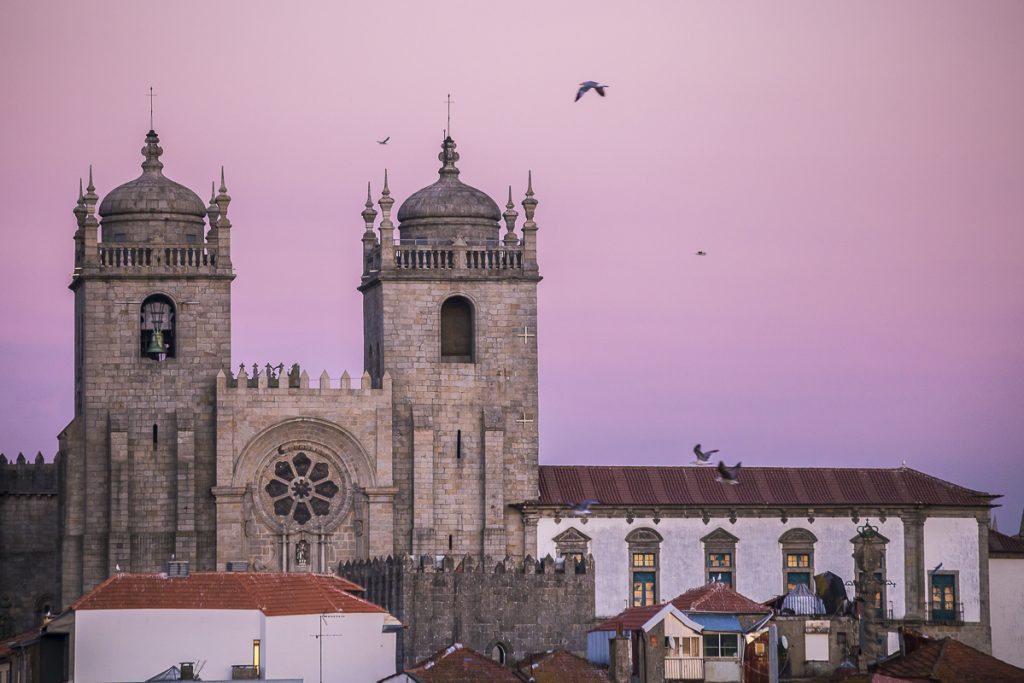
[1,2,1022,526]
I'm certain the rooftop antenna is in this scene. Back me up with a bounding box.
[446,93,453,137]
[147,86,157,130]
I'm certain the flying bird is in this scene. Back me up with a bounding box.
[693,444,719,465]
[568,499,600,516]
[933,563,943,572]
[696,251,707,256]
[377,137,390,145]
[716,461,742,485]
[575,81,609,102]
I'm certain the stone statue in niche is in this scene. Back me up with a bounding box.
[295,539,310,566]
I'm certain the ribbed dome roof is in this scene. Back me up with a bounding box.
[98,131,207,219]
[396,137,500,243]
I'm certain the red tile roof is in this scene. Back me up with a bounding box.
[593,582,769,632]
[514,650,610,683]
[71,572,388,617]
[0,626,43,658]
[538,466,997,508]
[874,633,1024,682]
[989,530,1024,556]
[389,643,523,683]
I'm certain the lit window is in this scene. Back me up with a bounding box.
[633,552,656,568]
[626,528,662,607]
[703,528,738,588]
[779,529,817,594]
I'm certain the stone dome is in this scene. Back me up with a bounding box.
[396,137,501,243]
[98,131,207,244]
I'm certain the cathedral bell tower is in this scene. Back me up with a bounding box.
[61,131,233,605]
[358,136,541,559]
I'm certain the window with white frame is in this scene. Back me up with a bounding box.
[703,633,739,658]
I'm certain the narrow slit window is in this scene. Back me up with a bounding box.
[152,424,158,446]
[456,430,462,460]
[448,534,454,551]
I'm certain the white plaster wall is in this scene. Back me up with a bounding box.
[263,613,396,683]
[923,517,980,622]
[990,558,1024,667]
[74,609,264,683]
[537,516,905,618]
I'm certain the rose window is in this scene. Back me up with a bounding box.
[263,451,341,526]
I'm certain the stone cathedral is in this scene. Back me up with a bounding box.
[58,129,542,605]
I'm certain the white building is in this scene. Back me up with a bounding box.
[989,529,1024,668]
[45,567,400,683]
[530,464,997,652]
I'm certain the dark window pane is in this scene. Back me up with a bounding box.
[264,480,288,497]
[309,462,329,482]
[293,502,311,525]
[273,498,294,516]
[275,461,295,481]
[315,480,339,498]
[292,452,312,477]
[441,297,473,358]
[309,497,330,516]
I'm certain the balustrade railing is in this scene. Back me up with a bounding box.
[379,242,524,272]
[97,244,218,269]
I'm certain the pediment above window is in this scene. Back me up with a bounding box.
[701,527,739,544]
[778,528,817,545]
[553,527,592,544]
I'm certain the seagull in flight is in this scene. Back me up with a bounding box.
[716,461,742,485]
[693,444,718,465]
[932,563,943,572]
[696,251,707,256]
[377,136,390,145]
[568,499,600,516]
[575,81,609,102]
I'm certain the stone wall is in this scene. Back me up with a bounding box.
[340,553,595,670]
[0,454,61,636]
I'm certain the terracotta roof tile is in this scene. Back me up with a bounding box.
[989,530,1024,556]
[396,643,522,683]
[514,650,610,683]
[592,582,769,633]
[538,466,996,508]
[875,633,1024,682]
[71,572,387,617]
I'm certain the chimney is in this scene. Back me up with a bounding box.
[609,628,632,683]
[180,662,195,680]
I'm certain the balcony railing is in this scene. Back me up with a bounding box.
[665,657,703,680]
[97,244,218,269]
[927,601,964,624]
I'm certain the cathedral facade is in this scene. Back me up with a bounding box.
[58,129,541,606]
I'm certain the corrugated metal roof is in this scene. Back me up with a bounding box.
[538,466,996,508]
[687,614,742,632]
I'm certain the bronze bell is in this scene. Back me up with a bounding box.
[146,329,165,356]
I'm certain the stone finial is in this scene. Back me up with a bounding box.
[503,185,519,245]
[378,169,394,228]
[207,180,220,226]
[35,452,44,464]
[521,170,538,224]
[361,181,378,235]
[141,130,164,174]
[82,166,99,221]
[73,178,86,227]
[438,136,460,178]
[0,454,6,465]
[16,452,26,464]
[215,166,231,223]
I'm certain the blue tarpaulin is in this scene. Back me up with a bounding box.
[686,613,743,632]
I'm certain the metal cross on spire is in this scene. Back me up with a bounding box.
[446,94,454,137]
[147,87,157,131]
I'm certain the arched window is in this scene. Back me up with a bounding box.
[140,294,176,360]
[440,296,474,362]
[626,528,663,607]
[779,528,817,593]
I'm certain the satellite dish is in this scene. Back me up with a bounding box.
[781,635,789,649]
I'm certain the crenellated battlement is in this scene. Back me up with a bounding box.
[341,552,593,576]
[217,363,390,395]
[339,552,595,669]
[0,452,59,495]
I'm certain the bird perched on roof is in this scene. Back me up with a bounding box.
[693,444,718,465]
[716,461,742,485]
[568,499,600,516]
[377,136,390,145]
[575,81,609,101]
